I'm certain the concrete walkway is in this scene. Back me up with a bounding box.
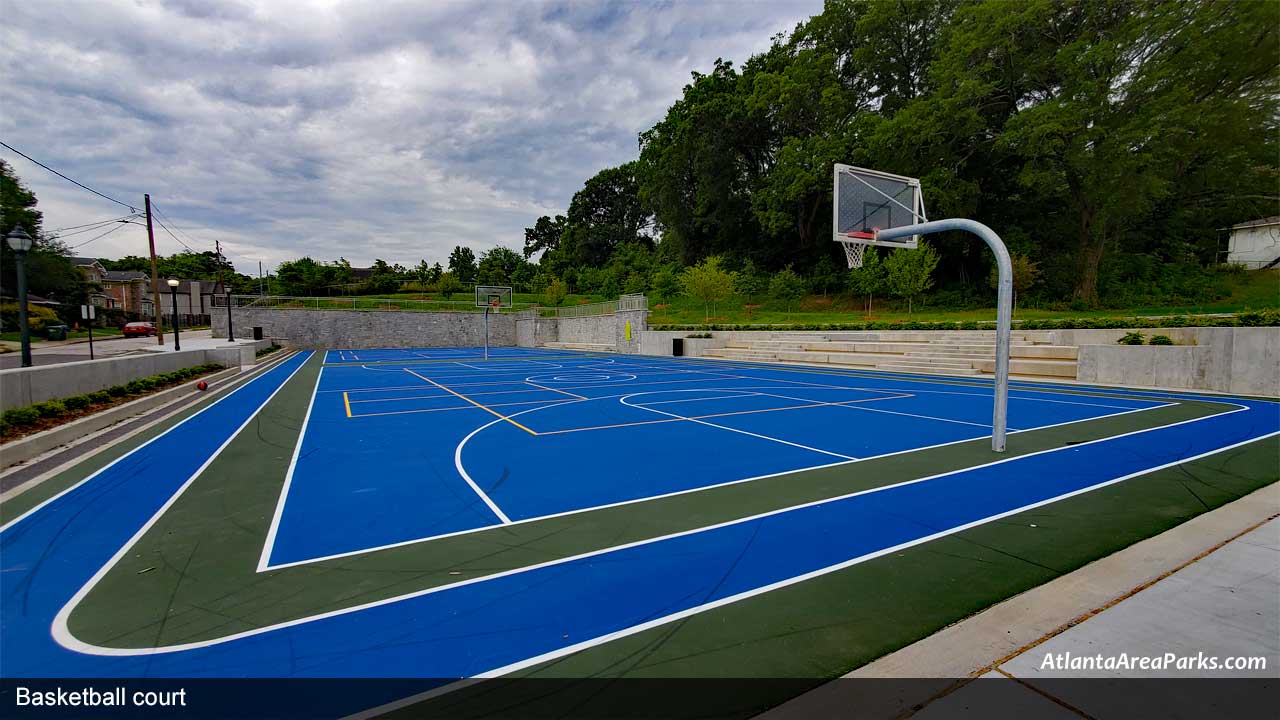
[763,483,1279,719]
[0,329,257,368]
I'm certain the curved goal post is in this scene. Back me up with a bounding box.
[835,165,1013,452]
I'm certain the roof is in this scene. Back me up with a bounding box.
[1230,216,1280,230]
[70,256,105,268]
[102,270,149,282]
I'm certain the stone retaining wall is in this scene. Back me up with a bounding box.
[213,307,515,349]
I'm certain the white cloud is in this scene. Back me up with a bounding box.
[1,0,820,273]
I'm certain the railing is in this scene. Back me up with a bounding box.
[212,295,534,313]
[212,293,648,317]
[539,294,648,319]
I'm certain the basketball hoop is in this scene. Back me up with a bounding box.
[839,230,877,269]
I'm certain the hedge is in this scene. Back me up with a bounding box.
[649,309,1280,332]
[0,363,225,438]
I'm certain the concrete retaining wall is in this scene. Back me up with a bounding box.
[213,307,515,349]
[0,344,262,412]
[1076,327,1278,396]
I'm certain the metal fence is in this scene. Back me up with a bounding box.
[540,294,648,319]
[213,293,648,317]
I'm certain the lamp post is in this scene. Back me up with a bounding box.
[167,278,181,351]
[5,227,34,367]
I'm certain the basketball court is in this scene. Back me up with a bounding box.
[2,346,1276,715]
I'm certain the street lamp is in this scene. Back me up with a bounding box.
[166,278,181,351]
[5,227,34,367]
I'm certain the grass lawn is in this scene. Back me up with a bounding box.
[648,269,1279,326]
[0,326,125,343]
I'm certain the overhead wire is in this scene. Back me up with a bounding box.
[0,140,139,213]
[68,221,129,249]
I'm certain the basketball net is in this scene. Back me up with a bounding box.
[841,239,868,269]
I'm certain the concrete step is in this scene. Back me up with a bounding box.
[543,342,615,352]
[973,358,1078,378]
[875,363,984,377]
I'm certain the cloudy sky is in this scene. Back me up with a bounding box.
[2,0,820,273]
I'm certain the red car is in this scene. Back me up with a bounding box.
[122,321,156,337]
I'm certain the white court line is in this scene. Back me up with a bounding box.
[0,352,308,535]
[756,391,1002,430]
[633,392,765,407]
[618,394,858,461]
[62,405,1264,658]
[257,364,325,572]
[260,399,1180,570]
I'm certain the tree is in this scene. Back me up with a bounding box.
[448,246,477,285]
[809,255,843,296]
[651,265,681,301]
[681,256,736,321]
[523,215,566,260]
[884,242,940,313]
[847,246,887,314]
[477,246,527,286]
[561,163,654,267]
[1,160,80,301]
[988,253,1042,314]
[437,271,462,299]
[734,258,768,298]
[543,277,567,306]
[769,265,806,319]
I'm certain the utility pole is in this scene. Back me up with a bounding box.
[217,238,233,340]
[259,261,264,295]
[144,194,164,345]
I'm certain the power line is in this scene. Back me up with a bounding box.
[68,221,128,249]
[49,214,140,233]
[150,215,198,254]
[0,140,139,213]
[149,202,210,255]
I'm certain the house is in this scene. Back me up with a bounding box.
[69,257,108,302]
[1224,216,1280,269]
[101,270,154,317]
[159,279,225,324]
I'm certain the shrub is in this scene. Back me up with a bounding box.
[107,384,130,398]
[88,391,112,404]
[2,407,40,428]
[1119,332,1145,345]
[63,395,92,411]
[1149,335,1174,345]
[32,400,66,419]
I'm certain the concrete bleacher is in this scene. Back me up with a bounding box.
[700,331,1079,380]
[543,341,616,352]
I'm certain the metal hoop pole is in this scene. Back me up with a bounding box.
[877,218,1012,452]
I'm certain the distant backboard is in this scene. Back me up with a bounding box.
[833,164,924,249]
[474,285,513,309]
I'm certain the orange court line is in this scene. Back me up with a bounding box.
[343,392,352,418]
[350,398,566,419]
[404,369,539,435]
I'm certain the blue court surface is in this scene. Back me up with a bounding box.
[1,347,1276,715]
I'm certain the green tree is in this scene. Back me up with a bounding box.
[681,256,736,321]
[561,163,653,267]
[448,246,477,285]
[437,271,462,299]
[1,160,81,301]
[734,258,768,298]
[768,265,806,320]
[543,277,568,306]
[477,246,527,286]
[651,265,682,301]
[988,253,1042,314]
[809,255,843,296]
[523,215,566,260]
[884,242,940,313]
[848,246,887,313]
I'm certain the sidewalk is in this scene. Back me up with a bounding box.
[763,483,1279,719]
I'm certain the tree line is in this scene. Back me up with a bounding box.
[519,0,1276,309]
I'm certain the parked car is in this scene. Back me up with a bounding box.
[122,321,156,337]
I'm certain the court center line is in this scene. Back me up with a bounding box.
[351,398,568,419]
[523,380,588,401]
[404,369,539,436]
